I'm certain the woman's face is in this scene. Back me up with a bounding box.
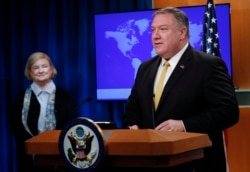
[30,58,53,84]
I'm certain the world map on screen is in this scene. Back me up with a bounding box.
[94,5,231,100]
[105,18,202,80]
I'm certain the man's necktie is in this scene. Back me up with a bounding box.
[154,61,170,110]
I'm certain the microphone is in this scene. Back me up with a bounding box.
[152,94,155,128]
[78,97,92,105]
[74,97,92,112]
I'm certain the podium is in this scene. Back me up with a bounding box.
[25,129,211,169]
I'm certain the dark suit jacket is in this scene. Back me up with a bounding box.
[123,45,239,172]
[10,86,77,172]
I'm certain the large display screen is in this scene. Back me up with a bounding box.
[94,4,231,100]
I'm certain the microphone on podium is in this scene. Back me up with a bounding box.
[78,97,92,106]
[74,97,117,129]
[74,97,92,112]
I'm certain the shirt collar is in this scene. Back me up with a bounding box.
[161,42,189,68]
[31,81,56,96]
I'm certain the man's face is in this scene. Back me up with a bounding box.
[151,13,186,59]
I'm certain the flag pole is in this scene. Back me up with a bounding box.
[202,0,229,171]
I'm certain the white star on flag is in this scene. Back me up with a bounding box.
[202,0,221,57]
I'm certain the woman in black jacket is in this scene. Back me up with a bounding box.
[11,52,77,172]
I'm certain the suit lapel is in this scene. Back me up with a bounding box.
[159,46,193,106]
[148,57,162,93]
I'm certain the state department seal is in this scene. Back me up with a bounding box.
[59,117,105,172]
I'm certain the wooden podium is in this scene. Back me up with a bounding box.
[25,129,211,169]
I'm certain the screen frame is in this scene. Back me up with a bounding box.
[94,3,232,101]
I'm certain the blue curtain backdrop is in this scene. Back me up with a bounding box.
[0,0,152,171]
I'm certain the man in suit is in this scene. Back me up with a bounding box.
[123,7,239,172]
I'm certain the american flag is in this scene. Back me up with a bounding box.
[202,0,221,57]
[202,1,229,171]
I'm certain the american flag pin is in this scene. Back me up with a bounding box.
[180,65,185,69]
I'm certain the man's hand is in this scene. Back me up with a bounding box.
[128,125,139,130]
[155,119,185,132]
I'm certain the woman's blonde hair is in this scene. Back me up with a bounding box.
[24,52,57,80]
